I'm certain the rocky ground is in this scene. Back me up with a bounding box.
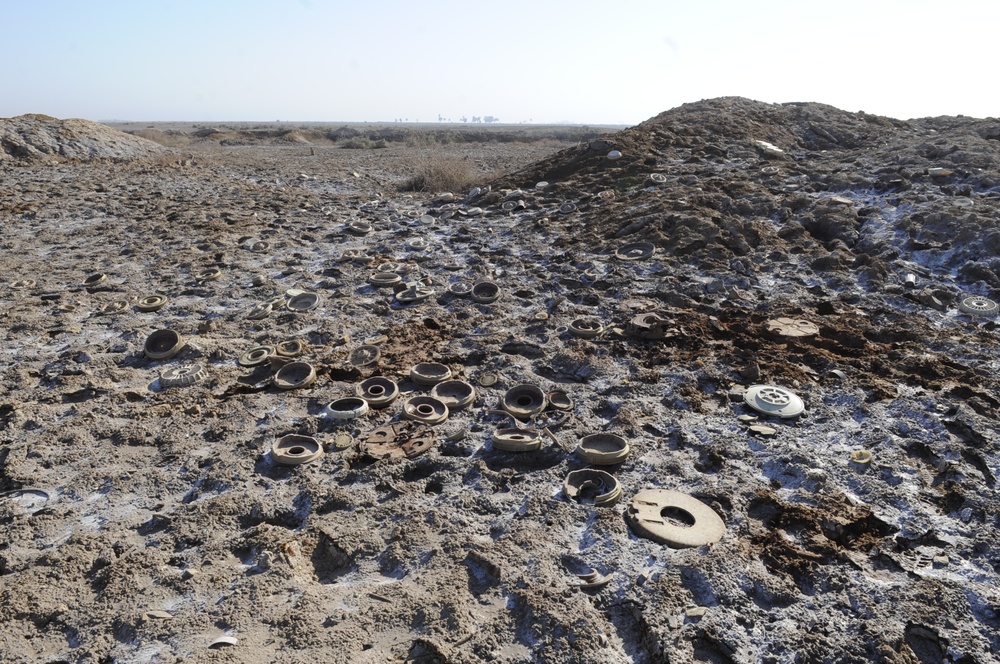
[1,98,999,663]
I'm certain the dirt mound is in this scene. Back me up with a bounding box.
[0,114,168,162]
[499,96,1000,289]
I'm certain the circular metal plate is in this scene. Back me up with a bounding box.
[626,489,726,548]
[615,242,655,261]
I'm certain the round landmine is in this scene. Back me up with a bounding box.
[744,384,805,419]
[160,364,206,388]
[564,469,622,507]
[356,376,399,408]
[272,434,323,466]
[99,300,129,315]
[958,296,998,316]
[410,362,452,386]
[10,279,36,290]
[137,295,168,312]
[492,428,542,452]
[347,220,373,236]
[250,241,270,253]
[471,281,501,304]
[559,202,577,215]
[83,273,107,287]
[646,173,667,186]
[286,292,319,312]
[430,379,476,411]
[607,150,622,160]
[395,284,435,304]
[850,449,873,465]
[323,396,370,420]
[576,433,631,465]
[144,329,185,360]
[268,354,294,370]
[501,200,518,212]
[239,345,274,367]
[479,372,499,388]
[547,390,573,411]
[349,345,381,367]
[626,489,726,548]
[401,396,449,425]
[574,569,613,590]
[246,301,273,320]
[568,318,604,339]
[448,281,473,297]
[378,261,405,273]
[406,238,430,252]
[628,311,670,339]
[766,317,820,337]
[273,362,316,390]
[615,242,655,261]
[276,339,305,357]
[333,432,354,450]
[339,248,367,262]
[364,334,388,345]
[369,272,402,288]
[196,268,222,283]
[597,189,615,201]
[760,165,780,175]
[502,384,547,419]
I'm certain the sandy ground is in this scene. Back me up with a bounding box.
[1,100,1000,663]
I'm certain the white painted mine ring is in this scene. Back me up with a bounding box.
[744,384,804,418]
[323,397,370,420]
[958,296,998,316]
[160,364,205,388]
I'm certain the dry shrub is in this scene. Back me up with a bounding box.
[399,155,486,193]
[127,128,194,149]
[340,137,388,149]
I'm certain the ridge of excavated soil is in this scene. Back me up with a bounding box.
[1,114,168,163]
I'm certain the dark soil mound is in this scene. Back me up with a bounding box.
[498,96,1000,289]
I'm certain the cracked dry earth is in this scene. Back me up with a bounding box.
[2,97,1000,663]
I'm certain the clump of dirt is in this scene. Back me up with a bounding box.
[0,114,169,162]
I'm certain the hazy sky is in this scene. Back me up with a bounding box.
[2,0,996,125]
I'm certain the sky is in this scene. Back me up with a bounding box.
[2,0,997,125]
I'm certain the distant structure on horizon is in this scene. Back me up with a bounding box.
[394,115,503,124]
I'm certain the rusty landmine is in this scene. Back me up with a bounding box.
[362,421,436,460]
